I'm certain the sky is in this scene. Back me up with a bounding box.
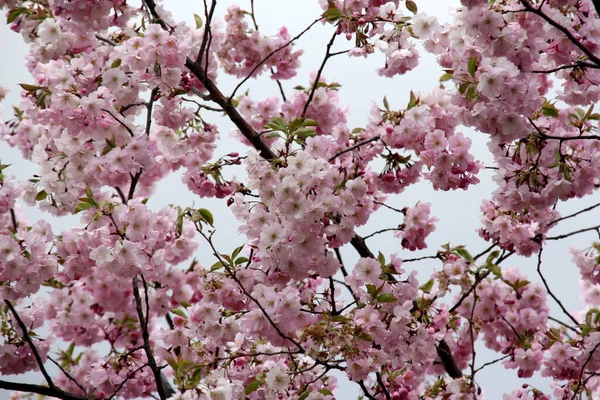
[1,1,598,399]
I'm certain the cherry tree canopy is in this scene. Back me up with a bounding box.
[1,0,600,399]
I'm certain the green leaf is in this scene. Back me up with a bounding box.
[467,57,477,77]
[265,117,288,132]
[458,82,470,94]
[376,293,396,303]
[407,90,419,110]
[210,261,224,271]
[170,308,186,318]
[541,102,559,117]
[74,202,94,214]
[377,252,386,268]
[294,128,317,138]
[176,207,184,237]
[322,6,341,22]
[406,0,418,13]
[111,59,122,68]
[245,380,263,395]
[357,332,373,341]
[194,14,203,29]
[419,278,434,293]
[19,83,42,92]
[365,284,378,299]
[198,208,214,226]
[232,245,243,260]
[485,250,500,265]
[466,86,476,100]
[235,257,248,265]
[35,190,47,201]
[455,248,474,263]
[7,7,29,24]
[298,391,310,400]
[383,96,390,110]
[439,72,453,82]
[486,263,502,278]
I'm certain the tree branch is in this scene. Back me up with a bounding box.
[4,300,55,389]
[302,32,337,117]
[519,0,600,66]
[536,247,580,327]
[229,17,323,100]
[185,59,277,161]
[0,380,86,400]
[328,135,381,161]
[132,276,170,400]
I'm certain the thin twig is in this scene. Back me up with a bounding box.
[229,17,323,100]
[548,202,600,226]
[329,135,381,161]
[4,300,55,389]
[572,340,600,399]
[527,61,599,73]
[48,356,87,396]
[449,271,491,314]
[302,32,337,117]
[546,225,600,240]
[548,315,580,334]
[536,247,580,327]
[95,35,117,46]
[473,354,510,374]
[102,108,134,136]
[363,227,401,240]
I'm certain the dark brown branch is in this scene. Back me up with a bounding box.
[572,340,600,399]
[519,0,600,66]
[186,59,277,160]
[197,0,217,66]
[0,380,86,400]
[328,135,381,161]
[536,247,580,327]
[449,271,491,314]
[48,356,87,396]
[546,224,600,240]
[132,276,169,400]
[102,108,134,136]
[9,208,17,232]
[114,187,127,204]
[95,35,117,46]
[128,171,142,201]
[358,380,378,400]
[302,32,337,117]
[376,372,391,400]
[436,339,463,378]
[350,234,375,258]
[540,133,600,141]
[362,227,401,240]
[142,0,170,30]
[4,300,55,389]
[548,202,600,226]
[528,61,600,73]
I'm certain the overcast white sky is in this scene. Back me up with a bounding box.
[1,1,598,399]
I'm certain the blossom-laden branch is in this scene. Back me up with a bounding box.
[519,0,600,66]
[1,301,87,400]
